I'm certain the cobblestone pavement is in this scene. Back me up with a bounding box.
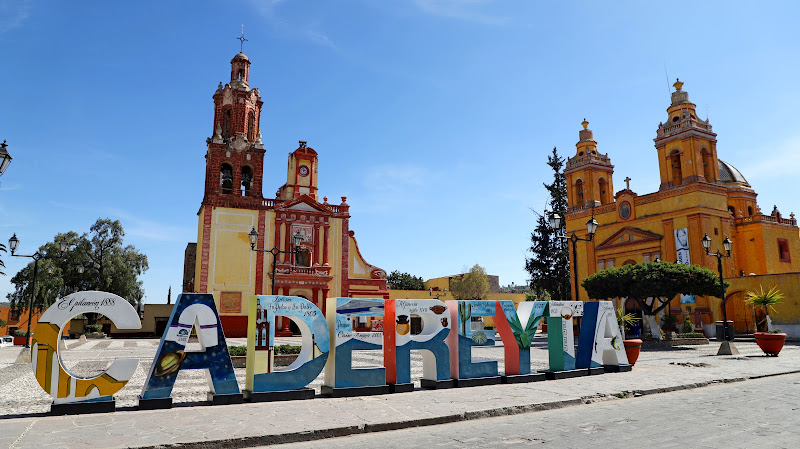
[269,372,800,449]
[0,337,798,448]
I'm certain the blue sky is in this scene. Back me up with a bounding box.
[1,1,799,304]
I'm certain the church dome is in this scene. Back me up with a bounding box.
[233,52,249,61]
[718,160,750,186]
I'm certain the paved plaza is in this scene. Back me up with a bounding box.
[0,337,798,448]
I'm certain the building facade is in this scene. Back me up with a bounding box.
[189,52,388,337]
[565,80,800,336]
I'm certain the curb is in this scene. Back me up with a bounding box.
[115,370,800,449]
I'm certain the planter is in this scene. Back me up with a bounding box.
[623,339,642,365]
[753,332,787,356]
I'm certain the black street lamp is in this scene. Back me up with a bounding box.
[0,140,12,177]
[248,227,303,295]
[550,212,599,300]
[8,234,69,348]
[701,233,736,354]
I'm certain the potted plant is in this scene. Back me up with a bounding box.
[617,305,642,365]
[746,286,787,356]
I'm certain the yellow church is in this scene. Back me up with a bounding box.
[187,52,388,337]
[564,79,800,338]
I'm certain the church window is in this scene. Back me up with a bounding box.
[247,114,256,141]
[748,206,753,216]
[728,206,735,216]
[672,116,680,122]
[669,150,682,186]
[241,166,253,196]
[222,109,232,139]
[598,178,609,204]
[221,163,233,194]
[702,149,713,181]
[619,201,631,220]
[296,250,311,267]
[778,239,790,262]
[575,180,584,205]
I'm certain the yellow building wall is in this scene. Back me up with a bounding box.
[727,273,800,338]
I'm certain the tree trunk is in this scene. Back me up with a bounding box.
[644,315,663,340]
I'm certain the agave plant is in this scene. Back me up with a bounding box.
[746,285,784,332]
[507,312,541,349]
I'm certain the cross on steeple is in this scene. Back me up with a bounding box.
[624,176,631,190]
[237,24,248,52]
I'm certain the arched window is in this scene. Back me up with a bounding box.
[669,150,683,186]
[702,149,713,181]
[247,114,256,141]
[221,163,233,194]
[296,250,311,267]
[748,206,754,216]
[241,166,253,196]
[598,178,609,204]
[222,109,231,140]
[575,180,584,206]
[728,206,736,216]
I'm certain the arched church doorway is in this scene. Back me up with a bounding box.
[724,291,754,334]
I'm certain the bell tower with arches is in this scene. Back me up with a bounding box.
[564,119,615,210]
[202,51,266,208]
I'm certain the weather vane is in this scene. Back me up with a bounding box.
[237,24,248,52]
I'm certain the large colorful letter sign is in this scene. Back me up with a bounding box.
[32,291,141,406]
[246,295,329,394]
[384,299,450,389]
[446,300,499,380]
[324,297,387,393]
[493,300,547,376]
[140,293,240,405]
[546,301,584,372]
[577,301,628,369]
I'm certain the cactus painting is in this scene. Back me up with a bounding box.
[458,302,472,336]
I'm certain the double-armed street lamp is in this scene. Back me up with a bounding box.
[0,141,12,177]
[429,287,448,300]
[8,234,70,348]
[549,212,599,301]
[701,233,736,354]
[248,228,303,295]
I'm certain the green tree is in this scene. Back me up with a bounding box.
[386,270,425,290]
[7,218,149,314]
[525,147,570,302]
[450,264,490,300]
[582,262,725,339]
[0,318,6,328]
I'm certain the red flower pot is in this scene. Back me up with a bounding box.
[623,339,642,365]
[753,332,787,356]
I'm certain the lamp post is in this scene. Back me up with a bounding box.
[8,234,69,348]
[550,212,599,301]
[701,233,737,355]
[248,227,303,295]
[429,287,448,300]
[0,140,12,177]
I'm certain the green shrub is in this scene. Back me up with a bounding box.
[85,324,103,334]
[275,344,301,354]
[228,345,247,356]
[0,318,6,328]
[13,329,30,337]
[768,328,784,334]
[676,332,705,339]
[682,316,693,334]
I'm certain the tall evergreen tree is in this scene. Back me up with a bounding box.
[525,147,570,301]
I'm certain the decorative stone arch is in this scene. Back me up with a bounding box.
[574,178,585,206]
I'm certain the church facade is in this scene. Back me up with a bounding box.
[565,80,800,336]
[188,52,388,337]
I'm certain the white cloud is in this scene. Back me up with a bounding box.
[0,0,32,34]
[246,0,338,50]
[412,0,509,25]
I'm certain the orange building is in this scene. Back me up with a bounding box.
[1,302,44,339]
[564,80,800,337]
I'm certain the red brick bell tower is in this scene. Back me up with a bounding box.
[202,52,266,208]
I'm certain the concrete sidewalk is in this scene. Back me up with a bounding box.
[1,341,799,449]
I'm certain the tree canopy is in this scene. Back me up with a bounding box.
[386,270,425,290]
[525,147,570,302]
[7,218,149,312]
[582,262,727,316]
[450,264,490,300]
